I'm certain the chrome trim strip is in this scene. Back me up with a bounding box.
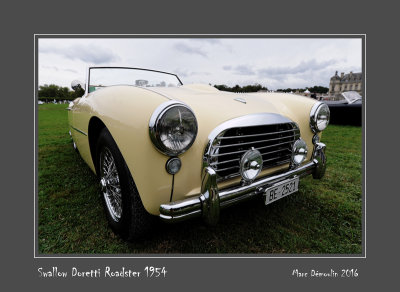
[70,125,87,136]
[139,86,173,100]
[234,97,246,104]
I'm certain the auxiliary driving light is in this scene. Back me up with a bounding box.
[240,147,263,183]
[291,138,308,166]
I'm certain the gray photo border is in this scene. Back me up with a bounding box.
[4,0,399,287]
[5,0,397,286]
[34,34,366,259]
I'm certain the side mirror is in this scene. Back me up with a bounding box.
[71,80,85,91]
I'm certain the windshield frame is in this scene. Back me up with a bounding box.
[341,91,362,104]
[85,66,183,95]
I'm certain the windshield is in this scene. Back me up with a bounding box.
[88,67,182,93]
[341,91,362,104]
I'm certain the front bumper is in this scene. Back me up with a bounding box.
[160,142,326,224]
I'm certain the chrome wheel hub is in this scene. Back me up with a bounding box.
[99,147,122,222]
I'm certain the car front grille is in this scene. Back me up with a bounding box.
[205,122,300,181]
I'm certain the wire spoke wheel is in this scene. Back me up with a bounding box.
[100,147,122,222]
[96,127,155,240]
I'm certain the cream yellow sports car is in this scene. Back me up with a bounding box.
[68,66,329,241]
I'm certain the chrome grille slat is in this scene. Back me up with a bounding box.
[210,139,297,158]
[263,159,291,168]
[214,134,298,149]
[261,148,291,156]
[209,157,240,166]
[215,156,290,172]
[256,138,298,151]
[217,128,299,140]
[210,147,292,167]
[262,155,290,163]
[205,121,300,182]
[215,165,240,172]
[210,148,253,158]
[214,159,293,179]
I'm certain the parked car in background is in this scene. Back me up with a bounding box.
[68,67,329,241]
[324,91,362,126]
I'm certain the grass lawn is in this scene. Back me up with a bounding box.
[38,103,362,254]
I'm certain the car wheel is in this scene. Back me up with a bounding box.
[96,127,155,241]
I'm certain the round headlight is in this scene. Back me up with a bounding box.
[149,101,198,156]
[292,138,308,166]
[310,102,330,132]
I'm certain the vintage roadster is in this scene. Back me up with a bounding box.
[68,66,329,240]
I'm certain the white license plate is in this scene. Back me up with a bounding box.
[264,177,299,205]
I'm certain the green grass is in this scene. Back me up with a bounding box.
[38,104,362,254]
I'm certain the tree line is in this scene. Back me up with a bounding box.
[276,86,329,94]
[38,84,84,101]
[38,83,329,101]
[214,84,268,93]
[214,84,328,94]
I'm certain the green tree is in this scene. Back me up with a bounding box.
[214,83,268,93]
[38,84,82,101]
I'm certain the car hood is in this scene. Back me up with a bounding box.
[147,84,315,130]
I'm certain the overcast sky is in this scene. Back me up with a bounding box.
[38,38,362,90]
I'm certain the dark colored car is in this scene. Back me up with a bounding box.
[324,91,362,126]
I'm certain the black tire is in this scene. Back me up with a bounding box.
[95,127,155,241]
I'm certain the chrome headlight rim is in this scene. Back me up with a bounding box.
[310,102,330,133]
[149,100,198,156]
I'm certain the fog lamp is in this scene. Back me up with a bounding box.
[292,138,308,166]
[166,157,181,175]
[240,148,263,183]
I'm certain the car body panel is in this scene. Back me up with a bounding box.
[69,83,319,215]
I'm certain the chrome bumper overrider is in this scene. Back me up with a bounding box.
[160,142,326,224]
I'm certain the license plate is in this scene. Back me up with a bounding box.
[264,177,299,205]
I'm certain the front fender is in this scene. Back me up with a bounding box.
[88,86,174,215]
